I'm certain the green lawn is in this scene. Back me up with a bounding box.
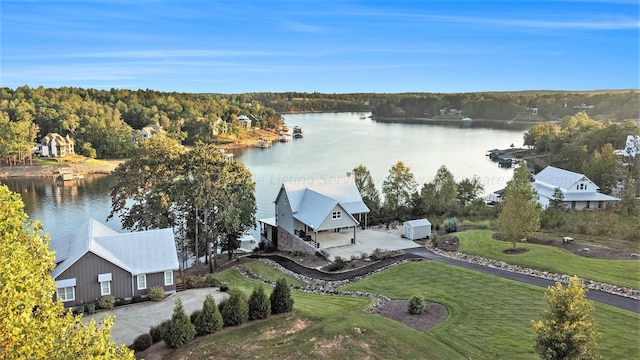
[343,261,640,360]
[456,229,640,289]
[167,260,639,359]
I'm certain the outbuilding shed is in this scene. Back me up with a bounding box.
[403,219,432,240]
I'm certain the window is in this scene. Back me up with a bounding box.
[97,273,112,295]
[100,281,111,296]
[56,287,75,302]
[137,274,147,290]
[332,211,342,220]
[164,270,174,286]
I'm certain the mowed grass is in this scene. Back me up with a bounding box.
[168,265,460,359]
[456,229,640,289]
[167,260,640,359]
[343,261,640,360]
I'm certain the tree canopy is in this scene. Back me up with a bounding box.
[109,138,256,267]
[0,184,134,359]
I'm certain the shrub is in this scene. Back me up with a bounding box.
[149,320,170,343]
[194,294,224,335]
[132,333,152,352]
[163,299,195,348]
[325,256,346,271]
[148,286,165,301]
[98,295,115,310]
[443,217,459,233]
[407,295,425,315]
[270,278,294,315]
[131,295,145,303]
[185,274,224,289]
[217,297,228,313]
[115,297,128,307]
[219,283,229,292]
[248,286,271,321]
[190,309,202,325]
[221,290,249,327]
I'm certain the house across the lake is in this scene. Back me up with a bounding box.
[258,175,370,255]
[49,218,179,307]
[39,132,75,157]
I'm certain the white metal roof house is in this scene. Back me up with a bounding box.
[49,218,179,307]
[261,176,370,254]
[532,166,619,210]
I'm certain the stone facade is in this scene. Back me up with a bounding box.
[277,227,317,255]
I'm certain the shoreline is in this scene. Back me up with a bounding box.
[373,116,556,125]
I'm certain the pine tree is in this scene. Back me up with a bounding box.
[248,286,271,321]
[532,276,601,360]
[270,278,294,314]
[163,298,196,348]
[194,294,223,335]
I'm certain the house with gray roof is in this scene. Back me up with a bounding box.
[49,218,179,307]
[532,166,619,210]
[259,176,370,254]
[40,132,75,157]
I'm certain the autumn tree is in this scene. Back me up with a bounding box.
[382,161,417,221]
[532,276,601,360]
[498,161,541,250]
[0,185,134,359]
[581,143,621,194]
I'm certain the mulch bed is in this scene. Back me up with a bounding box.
[375,300,449,332]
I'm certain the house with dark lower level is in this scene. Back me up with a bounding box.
[49,218,179,307]
[258,175,370,254]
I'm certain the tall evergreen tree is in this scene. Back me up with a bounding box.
[498,161,541,250]
[194,294,223,336]
[270,278,294,314]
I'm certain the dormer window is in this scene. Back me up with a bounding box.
[577,184,587,190]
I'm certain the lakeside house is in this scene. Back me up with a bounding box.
[39,132,75,157]
[488,166,619,210]
[49,218,178,308]
[532,166,619,210]
[258,175,370,254]
[140,123,165,140]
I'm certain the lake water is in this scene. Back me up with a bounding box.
[1,112,529,241]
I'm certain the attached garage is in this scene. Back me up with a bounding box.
[402,219,432,240]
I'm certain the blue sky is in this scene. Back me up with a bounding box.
[1,0,638,93]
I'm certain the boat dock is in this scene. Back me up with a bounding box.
[486,148,550,168]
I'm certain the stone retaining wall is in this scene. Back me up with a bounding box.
[277,227,317,255]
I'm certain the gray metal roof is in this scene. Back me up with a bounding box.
[282,176,370,215]
[50,218,178,278]
[534,166,596,191]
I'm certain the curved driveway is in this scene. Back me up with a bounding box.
[251,248,640,314]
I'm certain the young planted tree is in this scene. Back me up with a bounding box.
[0,185,134,359]
[248,286,271,321]
[221,290,249,327]
[163,298,196,348]
[194,294,223,336]
[532,276,601,360]
[270,278,294,314]
[498,161,541,250]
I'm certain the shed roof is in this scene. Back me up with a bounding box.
[403,219,431,227]
[50,218,178,278]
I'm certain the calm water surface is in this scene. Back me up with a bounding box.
[2,112,528,240]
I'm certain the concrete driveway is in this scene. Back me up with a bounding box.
[84,288,229,346]
[323,227,416,261]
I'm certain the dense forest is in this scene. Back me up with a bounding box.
[1,86,638,165]
[0,86,283,163]
[246,90,639,121]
